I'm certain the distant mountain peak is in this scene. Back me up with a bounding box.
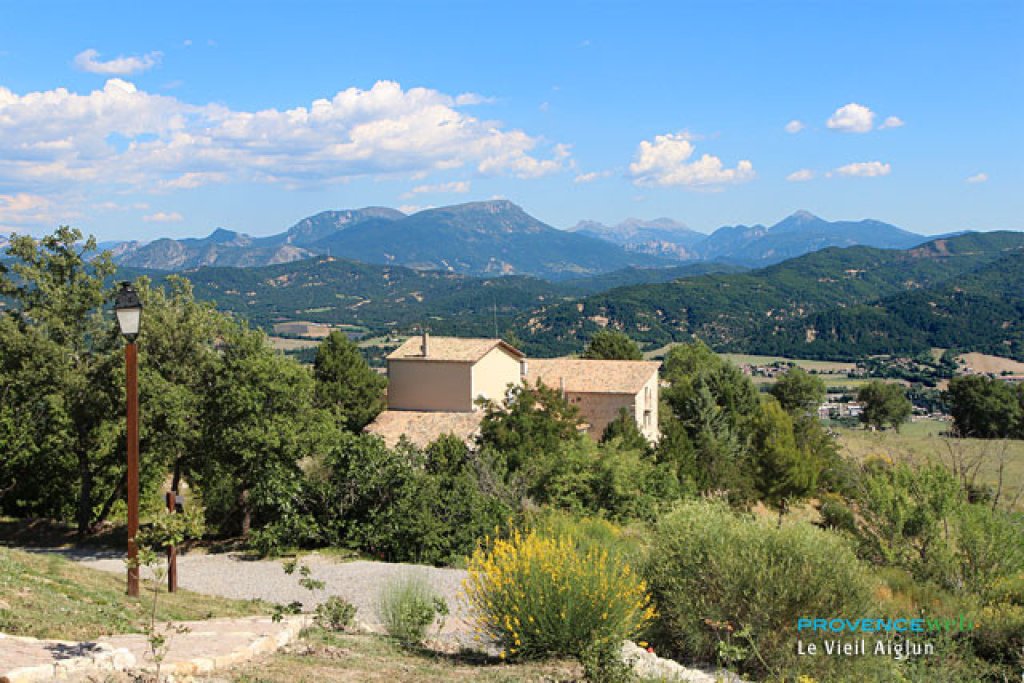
[207,227,242,243]
[789,210,820,221]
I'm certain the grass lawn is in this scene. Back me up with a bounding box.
[0,547,267,640]
[836,420,1024,509]
[219,628,582,683]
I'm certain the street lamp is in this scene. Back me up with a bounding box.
[114,282,142,597]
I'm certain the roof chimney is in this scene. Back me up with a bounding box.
[559,376,566,398]
[421,331,429,357]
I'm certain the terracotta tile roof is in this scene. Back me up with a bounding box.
[387,336,525,363]
[364,410,483,449]
[526,358,660,395]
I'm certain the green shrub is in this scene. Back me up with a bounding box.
[644,500,886,680]
[463,528,653,680]
[818,493,857,534]
[377,575,448,645]
[523,508,648,564]
[953,505,1024,597]
[971,602,1024,673]
[314,596,357,631]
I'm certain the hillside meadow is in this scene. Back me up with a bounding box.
[836,420,1024,510]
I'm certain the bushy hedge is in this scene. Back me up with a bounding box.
[644,501,887,679]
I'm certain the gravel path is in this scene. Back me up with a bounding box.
[26,548,470,636]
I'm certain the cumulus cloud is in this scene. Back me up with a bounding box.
[966,172,988,184]
[142,211,183,222]
[827,103,876,133]
[0,79,569,197]
[73,49,162,75]
[574,170,612,183]
[401,180,471,198]
[834,161,891,177]
[784,119,805,134]
[879,116,904,129]
[628,133,754,188]
[786,169,814,182]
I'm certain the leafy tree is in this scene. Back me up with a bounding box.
[946,375,1021,439]
[313,330,386,432]
[769,367,825,415]
[853,462,962,582]
[600,407,649,451]
[857,380,912,431]
[136,276,228,493]
[581,329,642,360]
[751,397,822,523]
[660,342,760,502]
[0,227,124,533]
[198,323,335,536]
[477,380,581,476]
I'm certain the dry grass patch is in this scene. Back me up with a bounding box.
[836,421,1024,510]
[0,547,266,640]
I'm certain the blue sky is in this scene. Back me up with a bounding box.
[0,0,1021,241]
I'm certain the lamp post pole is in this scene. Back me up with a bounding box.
[125,337,140,597]
[115,282,142,597]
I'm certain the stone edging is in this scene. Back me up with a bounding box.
[0,616,304,683]
[151,617,305,678]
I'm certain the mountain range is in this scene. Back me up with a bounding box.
[113,201,666,280]
[572,210,926,265]
[106,201,935,278]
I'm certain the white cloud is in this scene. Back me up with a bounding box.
[454,93,493,106]
[786,169,814,182]
[0,192,58,228]
[158,172,228,190]
[834,161,891,177]
[0,79,569,196]
[401,180,471,198]
[879,116,904,129]
[479,142,570,179]
[628,133,754,188]
[966,172,988,184]
[574,170,612,183]
[398,204,432,214]
[784,119,805,134]
[142,211,183,222]
[826,103,876,133]
[73,49,162,75]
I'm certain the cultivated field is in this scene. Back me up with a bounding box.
[269,336,323,351]
[956,352,1024,375]
[836,420,1024,510]
[718,353,858,373]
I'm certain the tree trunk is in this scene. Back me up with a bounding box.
[90,473,127,534]
[171,457,183,493]
[239,487,251,537]
[77,456,92,536]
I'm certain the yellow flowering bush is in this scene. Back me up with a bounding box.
[462,528,655,665]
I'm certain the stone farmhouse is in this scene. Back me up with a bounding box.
[365,334,660,448]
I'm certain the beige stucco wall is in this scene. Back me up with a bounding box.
[634,373,660,442]
[566,392,635,441]
[387,360,473,412]
[566,374,659,442]
[470,348,522,407]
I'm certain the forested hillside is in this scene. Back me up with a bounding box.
[516,231,1024,358]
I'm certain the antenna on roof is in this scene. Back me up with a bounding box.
[493,296,498,339]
